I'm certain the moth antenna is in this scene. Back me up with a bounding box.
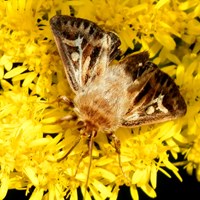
[57,136,81,162]
[84,130,96,199]
[73,149,92,178]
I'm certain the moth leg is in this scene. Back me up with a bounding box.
[107,132,128,180]
[56,114,77,123]
[107,132,121,154]
[49,94,76,123]
[50,95,74,108]
[54,95,77,123]
[57,95,74,107]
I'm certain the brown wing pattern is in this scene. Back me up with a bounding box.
[121,52,187,127]
[50,15,121,92]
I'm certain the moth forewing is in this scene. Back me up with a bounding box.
[50,14,187,197]
[50,20,80,92]
[50,15,121,93]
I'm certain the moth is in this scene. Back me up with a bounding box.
[50,14,187,191]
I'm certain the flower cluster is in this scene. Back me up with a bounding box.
[0,0,199,199]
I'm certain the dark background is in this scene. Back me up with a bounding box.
[4,167,200,200]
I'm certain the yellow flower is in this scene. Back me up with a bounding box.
[72,0,200,59]
[180,54,200,180]
[0,0,199,200]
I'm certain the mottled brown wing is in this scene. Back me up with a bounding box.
[50,15,121,92]
[121,52,187,126]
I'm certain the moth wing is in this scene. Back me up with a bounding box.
[50,15,121,92]
[120,52,187,127]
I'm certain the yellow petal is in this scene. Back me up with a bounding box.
[29,188,44,200]
[150,165,157,189]
[22,71,37,87]
[130,185,139,200]
[154,32,176,50]
[0,175,9,199]
[140,184,156,198]
[24,166,39,186]
[4,66,27,79]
